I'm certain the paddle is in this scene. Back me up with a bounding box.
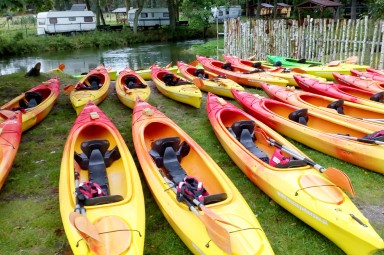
[165,62,173,69]
[162,175,232,254]
[255,128,355,197]
[334,134,384,145]
[64,84,75,95]
[192,77,205,88]
[291,68,307,74]
[69,161,105,254]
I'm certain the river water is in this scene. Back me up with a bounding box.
[0,39,211,75]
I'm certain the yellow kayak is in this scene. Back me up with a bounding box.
[68,65,110,115]
[115,67,151,109]
[292,63,369,80]
[207,92,384,255]
[132,99,274,255]
[177,60,244,98]
[151,65,202,108]
[60,101,145,255]
[136,65,178,80]
[1,77,60,132]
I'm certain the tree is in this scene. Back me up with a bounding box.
[132,0,144,33]
[181,0,213,38]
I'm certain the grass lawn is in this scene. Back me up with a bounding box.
[0,66,383,255]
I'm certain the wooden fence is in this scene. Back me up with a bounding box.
[222,16,384,69]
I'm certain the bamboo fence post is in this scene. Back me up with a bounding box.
[332,19,339,60]
[379,22,384,69]
[353,19,359,57]
[369,20,379,67]
[339,19,346,60]
[344,19,351,60]
[361,16,369,64]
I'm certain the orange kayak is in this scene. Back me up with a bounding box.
[232,89,384,174]
[177,61,244,98]
[115,67,150,109]
[333,72,384,93]
[131,99,274,255]
[1,78,60,132]
[261,82,384,130]
[0,110,22,189]
[206,92,384,255]
[60,101,145,255]
[196,55,289,87]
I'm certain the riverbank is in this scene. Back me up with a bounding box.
[0,26,218,57]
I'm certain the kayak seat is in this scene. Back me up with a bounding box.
[370,91,384,102]
[194,69,207,79]
[229,120,269,163]
[162,73,179,86]
[297,58,306,63]
[243,68,264,74]
[150,137,227,204]
[124,76,147,89]
[251,62,262,68]
[150,136,190,183]
[327,99,345,114]
[288,108,308,125]
[88,75,101,90]
[273,61,282,67]
[19,92,42,109]
[221,62,233,71]
[74,139,123,205]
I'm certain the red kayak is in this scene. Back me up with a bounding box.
[0,110,22,189]
[196,55,289,87]
[367,67,384,76]
[351,69,384,82]
[294,75,384,110]
[333,72,384,93]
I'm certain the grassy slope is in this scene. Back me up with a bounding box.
[0,67,383,255]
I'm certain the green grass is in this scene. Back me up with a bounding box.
[0,67,383,255]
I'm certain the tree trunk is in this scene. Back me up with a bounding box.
[167,0,177,34]
[351,0,357,20]
[85,0,91,11]
[133,0,144,33]
[96,0,100,26]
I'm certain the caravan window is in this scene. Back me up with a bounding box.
[141,13,148,18]
[38,19,45,25]
[69,17,76,21]
[218,11,223,16]
[49,18,57,24]
[84,16,93,22]
[163,12,169,17]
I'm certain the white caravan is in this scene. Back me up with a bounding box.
[36,10,96,35]
[211,5,242,23]
[128,8,170,28]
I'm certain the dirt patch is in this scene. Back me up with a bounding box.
[359,205,384,224]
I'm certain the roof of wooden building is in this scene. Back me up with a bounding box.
[296,0,342,8]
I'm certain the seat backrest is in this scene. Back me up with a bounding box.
[221,62,233,71]
[229,120,269,163]
[194,69,205,78]
[162,73,176,85]
[23,92,42,108]
[288,108,309,125]
[327,99,345,114]
[370,91,384,102]
[251,62,262,68]
[149,136,190,183]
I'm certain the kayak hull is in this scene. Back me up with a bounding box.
[151,65,202,108]
[1,78,60,132]
[132,99,274,255]
[0,111,22,189]
[59,101,145,255]
[207,92,384,255]
[116,67,150,109]
[177,61,244,98]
